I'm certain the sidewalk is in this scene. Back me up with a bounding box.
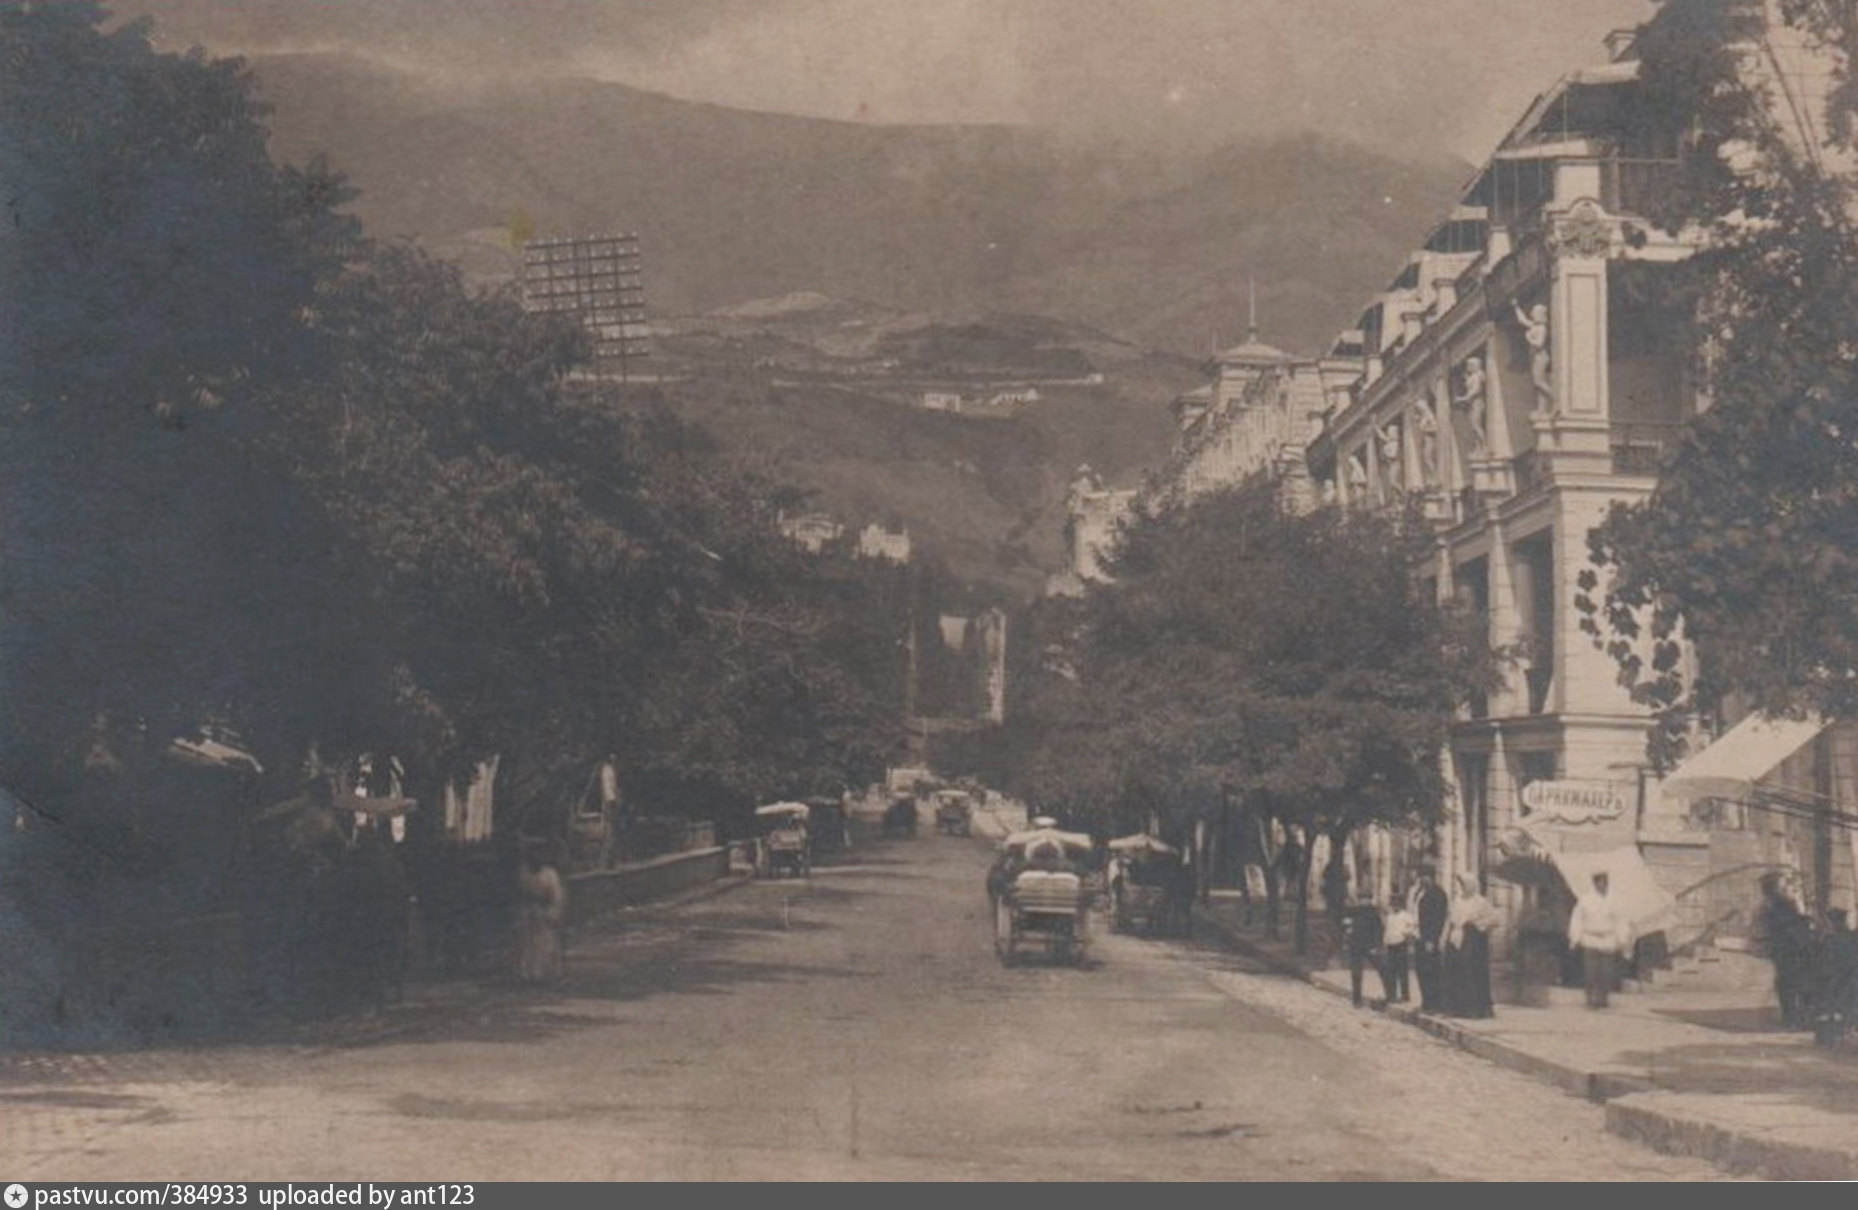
[1192,894,1858,1181]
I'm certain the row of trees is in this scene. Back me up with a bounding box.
[974,483,1496,949]
[0,3,907,864]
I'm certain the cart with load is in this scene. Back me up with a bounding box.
[991,823,1096,966]
[1107,833,1186,935]
[755,802,811,878]
[933,790,974,836]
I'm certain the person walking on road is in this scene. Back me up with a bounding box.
[1411,870,1449,1012]
[1567,871,1631,1009]
[1380,890,1415,1005]
[1443,874,1499,1019]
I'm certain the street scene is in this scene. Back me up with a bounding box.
[11,0,1858,1186]
[2,813,1735,1182]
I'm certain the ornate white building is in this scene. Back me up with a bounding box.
[1301,13,1858,983]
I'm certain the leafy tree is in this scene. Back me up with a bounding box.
[1577,0,1858,748]
[0,2,908,859]
[0,1,365,824]
[1004,481,1493,949]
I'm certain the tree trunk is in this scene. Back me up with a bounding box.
[1292,830,1313,956]
[1231,803,1252,926]
[1259,814,1280,940]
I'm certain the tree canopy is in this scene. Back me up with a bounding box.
[1000,483,1492,846]
[1577,0,1858,747]
[0,2,906,848]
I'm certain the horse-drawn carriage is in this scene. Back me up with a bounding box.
[803,796,851,854]
[1107,833,1189,936]
[933,790,974,836]
[755,802,811,878]
[990,821,1095,966]
[882,793,919,838]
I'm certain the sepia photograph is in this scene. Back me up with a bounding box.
[6,0,1858,1186]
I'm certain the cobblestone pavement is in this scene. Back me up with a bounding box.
[1,834,1745,1182]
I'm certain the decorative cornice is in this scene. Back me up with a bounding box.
[1547,198,1617,260]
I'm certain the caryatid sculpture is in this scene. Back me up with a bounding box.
[1513,300,1553,418]
[1346,448,1370,500]
[1374,418,1404,495]
[1412,389,1441,487]
[1454,356,1489,458]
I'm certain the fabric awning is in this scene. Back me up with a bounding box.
[1548,845,1677,940]
[1658,713,1825,806]
[756,802,811,820]
[1004,828,1094,854]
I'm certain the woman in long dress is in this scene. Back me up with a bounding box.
[1444,873,1499,1018]
[517,843,567,984]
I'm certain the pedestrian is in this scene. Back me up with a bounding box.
[1443,873,1498,1019]
[1341,897,1384,1008]
[517,840,568,984]
[1321,851,1350,930]
[1410,869,1449,1012]
[1567,871,1631,1009]
[1165,853,1196,936]
[1814,908,1858,1047]
[1380,890,1415,1005]
[1755,872,1815,1028]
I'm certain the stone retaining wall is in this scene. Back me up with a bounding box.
[566,847,731,926]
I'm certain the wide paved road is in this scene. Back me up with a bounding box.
[4,827,1734,1181]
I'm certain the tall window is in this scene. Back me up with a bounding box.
[1514,533,1556,715]
[1457,753,1491,888]
[1454,557,1491,718]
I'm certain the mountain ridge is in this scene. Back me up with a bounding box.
[248,51,1470,358]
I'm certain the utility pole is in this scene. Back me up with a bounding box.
[902,559,920,753]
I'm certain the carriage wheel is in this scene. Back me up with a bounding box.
[1002,906,1024,965]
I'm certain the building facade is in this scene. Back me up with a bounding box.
[1162,322,1353,511]
[1300,16,1858,976]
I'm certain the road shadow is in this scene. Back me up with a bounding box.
[1653,1005,1787,1033]
[1611,1037,1858,1114]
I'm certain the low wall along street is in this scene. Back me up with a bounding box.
[566,847,731,927]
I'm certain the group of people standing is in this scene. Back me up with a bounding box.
[1755,872,1858,1042]
[1341,869,1500,1019]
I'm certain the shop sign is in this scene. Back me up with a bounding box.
[1520,779,1629,826]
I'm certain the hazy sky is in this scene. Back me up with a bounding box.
[118,0,1652,159]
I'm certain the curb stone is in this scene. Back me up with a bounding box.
[1605,1093,1858,1181]
[1189,904,1855,1182]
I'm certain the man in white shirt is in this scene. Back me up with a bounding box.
[1567,872,1632,1008]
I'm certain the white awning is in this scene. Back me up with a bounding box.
[1549,845,1677,940]
[1659,713,1825,807]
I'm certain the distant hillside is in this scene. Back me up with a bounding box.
[249,52,1468,357]
[642,298,1200,598]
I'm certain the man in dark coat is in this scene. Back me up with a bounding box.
[1412,870,1450,1013]
[1814,908,1858,1047]
[1756,873,1815,1028]
[1342,898,1385,1008]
